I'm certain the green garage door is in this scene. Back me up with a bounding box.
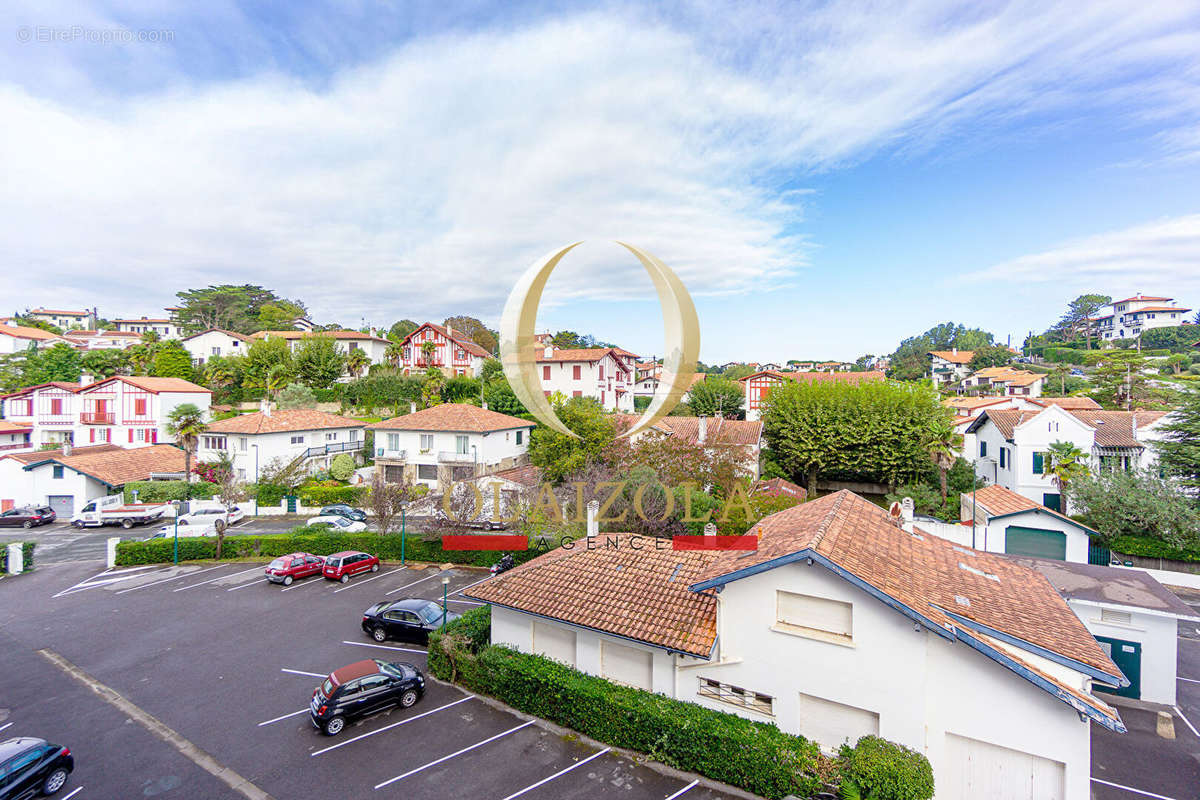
[1005,526,1067,560]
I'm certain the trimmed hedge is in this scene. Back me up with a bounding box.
[114,529,547,567]
[123,481,219,503]
[298,485,367,506]
[0,541,37,572]
[428,607,823,799]
[250,483,288,506]
[838,736,935,800]
[1110,535,1200,563]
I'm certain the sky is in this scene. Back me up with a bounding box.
[2,0,1199,363]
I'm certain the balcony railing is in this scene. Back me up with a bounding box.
[438,451,473,463]
[80,412,115,424]
[375,448,407,461]
[301,440,365,459]
[0,442,31,452]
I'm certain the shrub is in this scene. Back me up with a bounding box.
[428,610,822,799]
[1110,535,1200,563]
[0,541,37,572]
[838,736,934,800]
[251,483,288,506]
[329,453,356,481]
[298,484,367,507]
[123,481,219,503]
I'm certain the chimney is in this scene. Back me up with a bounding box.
[952,347,957,355]
[697,415,708,444]
[543,345,554,359]
[481,400,488,410]
[901,497,915,533]
[62,442,71,456]
[586,499,599,538]
[703,522,718,541]
[260,399,272,417]
[79,374,92,387]
[409,401,417,414]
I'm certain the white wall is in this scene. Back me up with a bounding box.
[197,425,363,482]
[374,425,532,487]
[183,331,247,364]
[1069,599,1181,706]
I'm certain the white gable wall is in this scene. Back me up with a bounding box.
[1067,599,1181,706]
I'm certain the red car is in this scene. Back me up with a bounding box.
[265,552,325,585]
[323,551,380,583]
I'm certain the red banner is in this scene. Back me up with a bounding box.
[672,535,758,551]
[441,535,529,551]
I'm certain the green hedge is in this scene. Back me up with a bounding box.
[1110,535,1200,563]
[298,485,367,506]
[123,481,219,503]
[838,736,935,800]
[428,608,822,799]
[114,529,546,567]
[250,483,288,506]
[0,541,37,572]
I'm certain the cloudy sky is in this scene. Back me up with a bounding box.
[2,0,1199,362]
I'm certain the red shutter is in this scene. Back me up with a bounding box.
[572,391,582,398]
[128,429,134,443]
[598,365,604,380]
[151,429,158,443]
[542,365,551,380]
[573,365,581,380]
[89,428,95,443]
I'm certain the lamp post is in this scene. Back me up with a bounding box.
[172,499,181,566]
[252,444,260,517]
[441,575,450,630]
[399,500,408,566]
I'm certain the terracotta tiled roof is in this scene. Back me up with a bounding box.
[942,397,1012,412]
[3,444,121,464]
[112,318,171,324]
[206,409,366,435]
[972,366,1019,379]
[996,371,1044,387]
[1110,295,1172,305]
[1066,410,1166,448]
[929,350,975,364]
[478,464,543,488]
[738,370,885,384]
[535,347,616,363]
[30,308,88,316]
[751,477,806,500]
[369,403,532,433]
[408,323,492,358]
[466,535,720,658]
[968,484,1097,532]
[250,330,390,344]
[1125,305,1190,313]
[22,444,186,486]
[1,381,81,399]
[612,414,763,446]
[180,328,251,343]
[977,409,1038,439]
[83,376,211,394]
[0,420,32,434]
[1030,397,1101,410]
[0,324,67,342]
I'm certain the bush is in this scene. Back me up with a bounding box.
[329,453,356,481]
[0,541,37,572]
[838,736,935,800]
[1110,535,1200,563]
[298,484,367,507]
[428,609,822,799]
[251,483,288,506]
[123,481,219,503]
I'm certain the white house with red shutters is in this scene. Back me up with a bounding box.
[740,370,887,421]
[0,382,84,449]
[536,345,637,412]
[0,419,33,454]
[396,323,490,377]
[1094,294,1192,341]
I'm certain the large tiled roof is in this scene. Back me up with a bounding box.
[478,464,543,488]
[1126,305,1190,314]
[466,535,720,657]
[738,370,886,384]
[614,414,763,447]
[205,408,365,435]
[3,444,121,464]
[1030,397,1101,410]
[0,419,32,434]
[1,381,81,399]
[535,347,618,363]
[1110,295,1172,305]
[751,477,807,499]
[978,409,1038,439]
[23,444,186,486]
[0,324,66,342]
[401,323,491,358]
[31,308,88,316]
[369,403,531,433]
[942,397,1012,412]
[995,371,1044,387]
[967,484,1097,532]
[84,376,212,394]
[1066,410,1168,448]
[180,328,251,343]
[928,350,975,364]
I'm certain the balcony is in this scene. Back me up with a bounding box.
[375,448,407,461]
[80,412,115,424]
[0,441,31,452]
[438,451,473,463]
[301,440,365,459]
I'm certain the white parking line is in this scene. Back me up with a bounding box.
[1177,676,1200,684]
[499,746,611,800]
[280,576,328,593]
[375,720,536,788]
[451,575,492,596]
[384,573,442,596]
[280,668,325,678]
[173,565,262,591]
[341,641,427,655]
[1174,705,1200,738]
[0,722,11,733]
[664,780,699,800]
[1091,778,1177,800]
[333,567,405,593]
[61,788,82,800]
[446,598,484,606]
[311,695,474,756]
[52,568,173,598]
[257,708,309,727]
[115,564,228,594]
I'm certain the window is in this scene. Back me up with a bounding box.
[202,435,227,450]
[573,365,582,380]
[572,390,582,398]
[542,365,551,380]
[136,428,146,442]
[239,437,248,451]
[516,430,523,445]
[50,398,63,415]
[776,591,853,644]
[326,432,338,441]
[291,435,305,445]
[419,434,433,452]
[52,465,64,479]
[417,464,438,480]
[598,365,605,380]
[699,678,774,716]
[600,641,652,689]
[1033,452,1045,474]
[455,435,469,455]
[999,448,1007,469]
[386,433,400,451]
[134,398,147,415]
[798,693,879,752]
[532,622,577,665]
[979,441,987,458]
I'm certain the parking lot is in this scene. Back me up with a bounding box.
[0,559,740,800]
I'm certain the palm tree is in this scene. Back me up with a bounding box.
[346,349,370,379]
[1052,362,1070,395]
[165,403,208,484]
[140,330,161,345]
[266,363,291,397]
[385,341,404,367]
[203,360,236,393]
[420,340,436,367]
[1045,440,1089,500]
[926,415,964,501]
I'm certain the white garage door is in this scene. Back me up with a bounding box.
[600,641,653,690]
[531,622,576,666]
[798,693,879,752]
[944,733,1064,800]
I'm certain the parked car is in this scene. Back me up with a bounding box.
[143,521,219,541]
[322,551,379,583]
[309,659,425,736]
[71,495,167,529]
[176,504,244,532]
[1070,368,1086,377]
[265,552,325,585]
[307,515,367,533]
[0,736,73,798]
[361,598,460,644]
[0,506,55,529]
[319,504,367,523]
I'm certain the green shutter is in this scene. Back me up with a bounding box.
[1004,526,1067,560]
[1094,636,1141,699]
[1033,452,1044,474]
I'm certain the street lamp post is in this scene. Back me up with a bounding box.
[252,444,260,517]
[172,499,181,566]
[399,500,408,566]
[441,575,450,630]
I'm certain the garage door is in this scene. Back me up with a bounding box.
[47,495,74,517]
[944,733,1064,800]
[531,622,576,666]
[1005,526,1066,560]
[798,693,879,752]
[1094,636,1141,699]
[600,641,653,690]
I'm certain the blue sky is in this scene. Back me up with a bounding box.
[3,0,1199,362]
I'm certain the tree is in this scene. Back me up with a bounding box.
[420,341,436,365]
[1051,362,1070,395]
[887,323,995,381]
[1090,351,1150,409]
[80,349,128,379]
[925,414,963,501]
[1057,294,1111,350]
[1164,354,1191,376]
[968,345,1014,371]
[483,378,527,417]
[202,355,243,395]
[1044,440,1089,499]
[174,285,289,335]
[443,316,497,355]
[20,343,82,384]
[384,340,404,367]
[1155,389,1200,490]
[420,366,444,408]
[276,382,318,409]
[528,396,615,483]
[443,375,481,404]
[12,317,62,334]
[687,378,745,418]
[345,348,370,379]
[293,335,347,389]
[721,364,756,382]
[387,320,418,342]
[125,343,157,375]
[243,337,293,393]
[267,363,292,397]
[165,404,208,483]
[329,453,356,481]
[852,355,875,372]
[212,451,248,559]
[367,470,409,535]
[151,340,195,380]
[140,330,161,345]
[480,358,504,383]
[1068,469,1200,550]
[255,300,308,331]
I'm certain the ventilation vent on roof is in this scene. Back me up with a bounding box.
[958,562,1000,582]
[952,546,975,557]
[613,564,624,572]
[955,595,971,607]
[1094,419,1105,425]
[910,531,924,540]
[668,563,683,582]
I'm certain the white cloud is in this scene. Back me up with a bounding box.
[1,3,1198,327]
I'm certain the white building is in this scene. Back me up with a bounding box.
[60,330,142,350]
[965,405,1170,513]
[740,370,886,421]
[250,330,391,378]
[111,316,182,339]
[75,377,212,449]
[0,320,71,354]
[0,419,33,455]
[25,308,95,330]
[960,484,1099,563]
[369,403,534,491]
[535,346,636,412]
[196,406,367,482]
[471,491,1126,800]
[928,349,975,388]
[1095,294,1192,341]
[180,328,251,366]
[944,396,1102,461]
[396,323,491,377]
[1019,558,1199,706]
[1,382,85,449]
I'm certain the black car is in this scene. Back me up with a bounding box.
[361,598,461,644]
[0,507,55,529]
[310,659,425,736]
[319,504,367,523]
[0,737,73,799]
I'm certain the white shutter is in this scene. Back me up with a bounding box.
[600,641,653,690]
[777,591,852,638]
[944,734,1065,800]
[797,693,879,752]
[531,622,576,666]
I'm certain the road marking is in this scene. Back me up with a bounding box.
[333,567,405,593]
[115,564,228,594]
[446,598,484,606]
[0,722,11,733]
[1174,705,1200,738]
[173,565,262,592]
[280,576,328,592]
[38,649,275,800]
[499,746,612,800]
[1177,676,1200,684]
[384,573,443,596]
[227,575,270,592]
[664,780,699,800]
[52,568,173,598]
[1091,778,1177,800]
[257,709,309,727]
[311,695,475,756]
[341,641,427,654]
[280,668,325,678]
[61,788,82,800]
[374,720,535,788]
